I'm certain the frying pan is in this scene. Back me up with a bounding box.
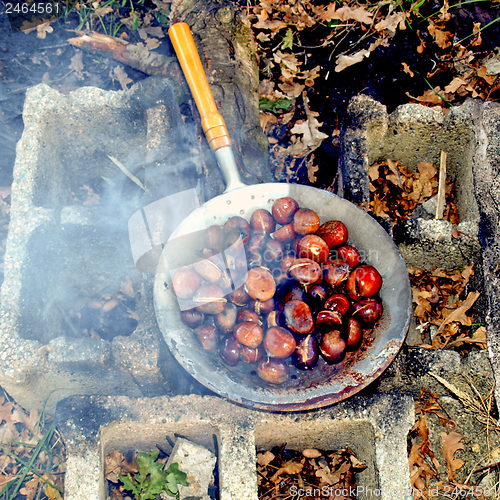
[153,22,411,411]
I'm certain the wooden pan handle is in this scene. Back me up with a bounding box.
[168,22,231,152]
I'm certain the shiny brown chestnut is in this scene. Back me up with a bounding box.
[308,284,330,311]
[292,334,319,370]
[272,197,299,224]
[322,261,350,288]
[271,223,295,243]
[220,336,240,365]
[346,317,363,351]
[263,239,284,263]
[337,245,361,268]
[234,321,263,348]
[205,224,225,252]
[317,220,348,248]
[251,209,275,234]
[257,358,289,384]
[237,309,261,324]
[296,234,330,263]
[240,344,265,363]
[293,208,320,235]
[253,298,275,315]
[288,258,322,286]
[352,298,383,324]
[320,330,347,364]
[284,300,314,335]
[264,327,296,358]
[228,286,250,306]
[346,265,383,300]
[315,310,343,332]
[324,294,351,315]
[223,216,250,245]
[244,267,276,302]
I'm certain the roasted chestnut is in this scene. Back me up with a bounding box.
[296,234,330,263]
[215,303,238,334]
[240,344,265,363]
[308,284,329,311]
[205,224,225,252]
[293,208,320,235]
[317,220,348,248]
[193,284,226,314]
[272,197,299,224]
[288,258,322,286]
[337,245,361,268]
[346,265,382,300]
[322,261,350,288]
[315,310,343,332]
[284,300,314,335]
[271,223,295,243]
[223,216,250,245]
[264,327,296,358]
[229,286,250,306]
[346,317,363,350]
[220,336,240,365]
[251,208,275,234]
[263,238,284,263]
[234,321,263,348]
[253,298,275,315]
[193,258,223,284]
[257,358,289,384]
[194,325,218,352]
[352,298,383,324]
[181,309,204,328]
[245,267,276,302]
[320,330,346,364]
[324,294,351,315]
[237,308,261,324]
[292,334,319,370]
[172,267,201,299]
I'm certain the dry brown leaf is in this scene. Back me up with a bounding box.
[409,416,439,489]
[446,326,487,349]
[402,62,414,77]
[306,155,319,183]
[335,49,371,72]
[110,66,133,90]
[69,52,85,80]
[428,20,452,49]
[19,476,39,500]
[257,450,275,466]
[407,88,445,104]
[333,5,373,25]
[277,81,305,99]
[270,459,304,481]
[315,462,337,486]
[435,291,480,336]
[441,431,465,481]
[36,22,54,39]
[375,11,406,35]
[445,76,468,94]
[386,158,403,187]
[274,50,300,72]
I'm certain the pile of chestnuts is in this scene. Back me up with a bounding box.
[171,197,383,385]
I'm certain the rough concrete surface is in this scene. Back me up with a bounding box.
[56,393,414,500]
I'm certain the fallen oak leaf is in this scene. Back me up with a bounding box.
[445,326,487,349]
[441,431,465,481]
[444,76,468,94]
[375,11,407,35]
[335,49,371,72]
[270,459,304,481]
[434,291,480,336]
[333,5,373,25]
[257,450,275,466]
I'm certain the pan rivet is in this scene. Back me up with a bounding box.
[226,200,231,205]
[239,209,244,215]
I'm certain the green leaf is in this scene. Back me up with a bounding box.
[131,10,140,30]
[166,462,188,486]
[327,19,340,28]
[118,473,141,496]
[281,28,293,50]
[153,9,170,27]
[259,97,292,113]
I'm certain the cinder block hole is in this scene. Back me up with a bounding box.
[100,422,219,499]
[18,222,140,343]
[254,419,378,500]
[30,109,147,210]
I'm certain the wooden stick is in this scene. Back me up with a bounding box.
[68,32,173,76]
[435,150,447,219]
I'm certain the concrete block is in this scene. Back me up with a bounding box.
[56,393,414,500]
